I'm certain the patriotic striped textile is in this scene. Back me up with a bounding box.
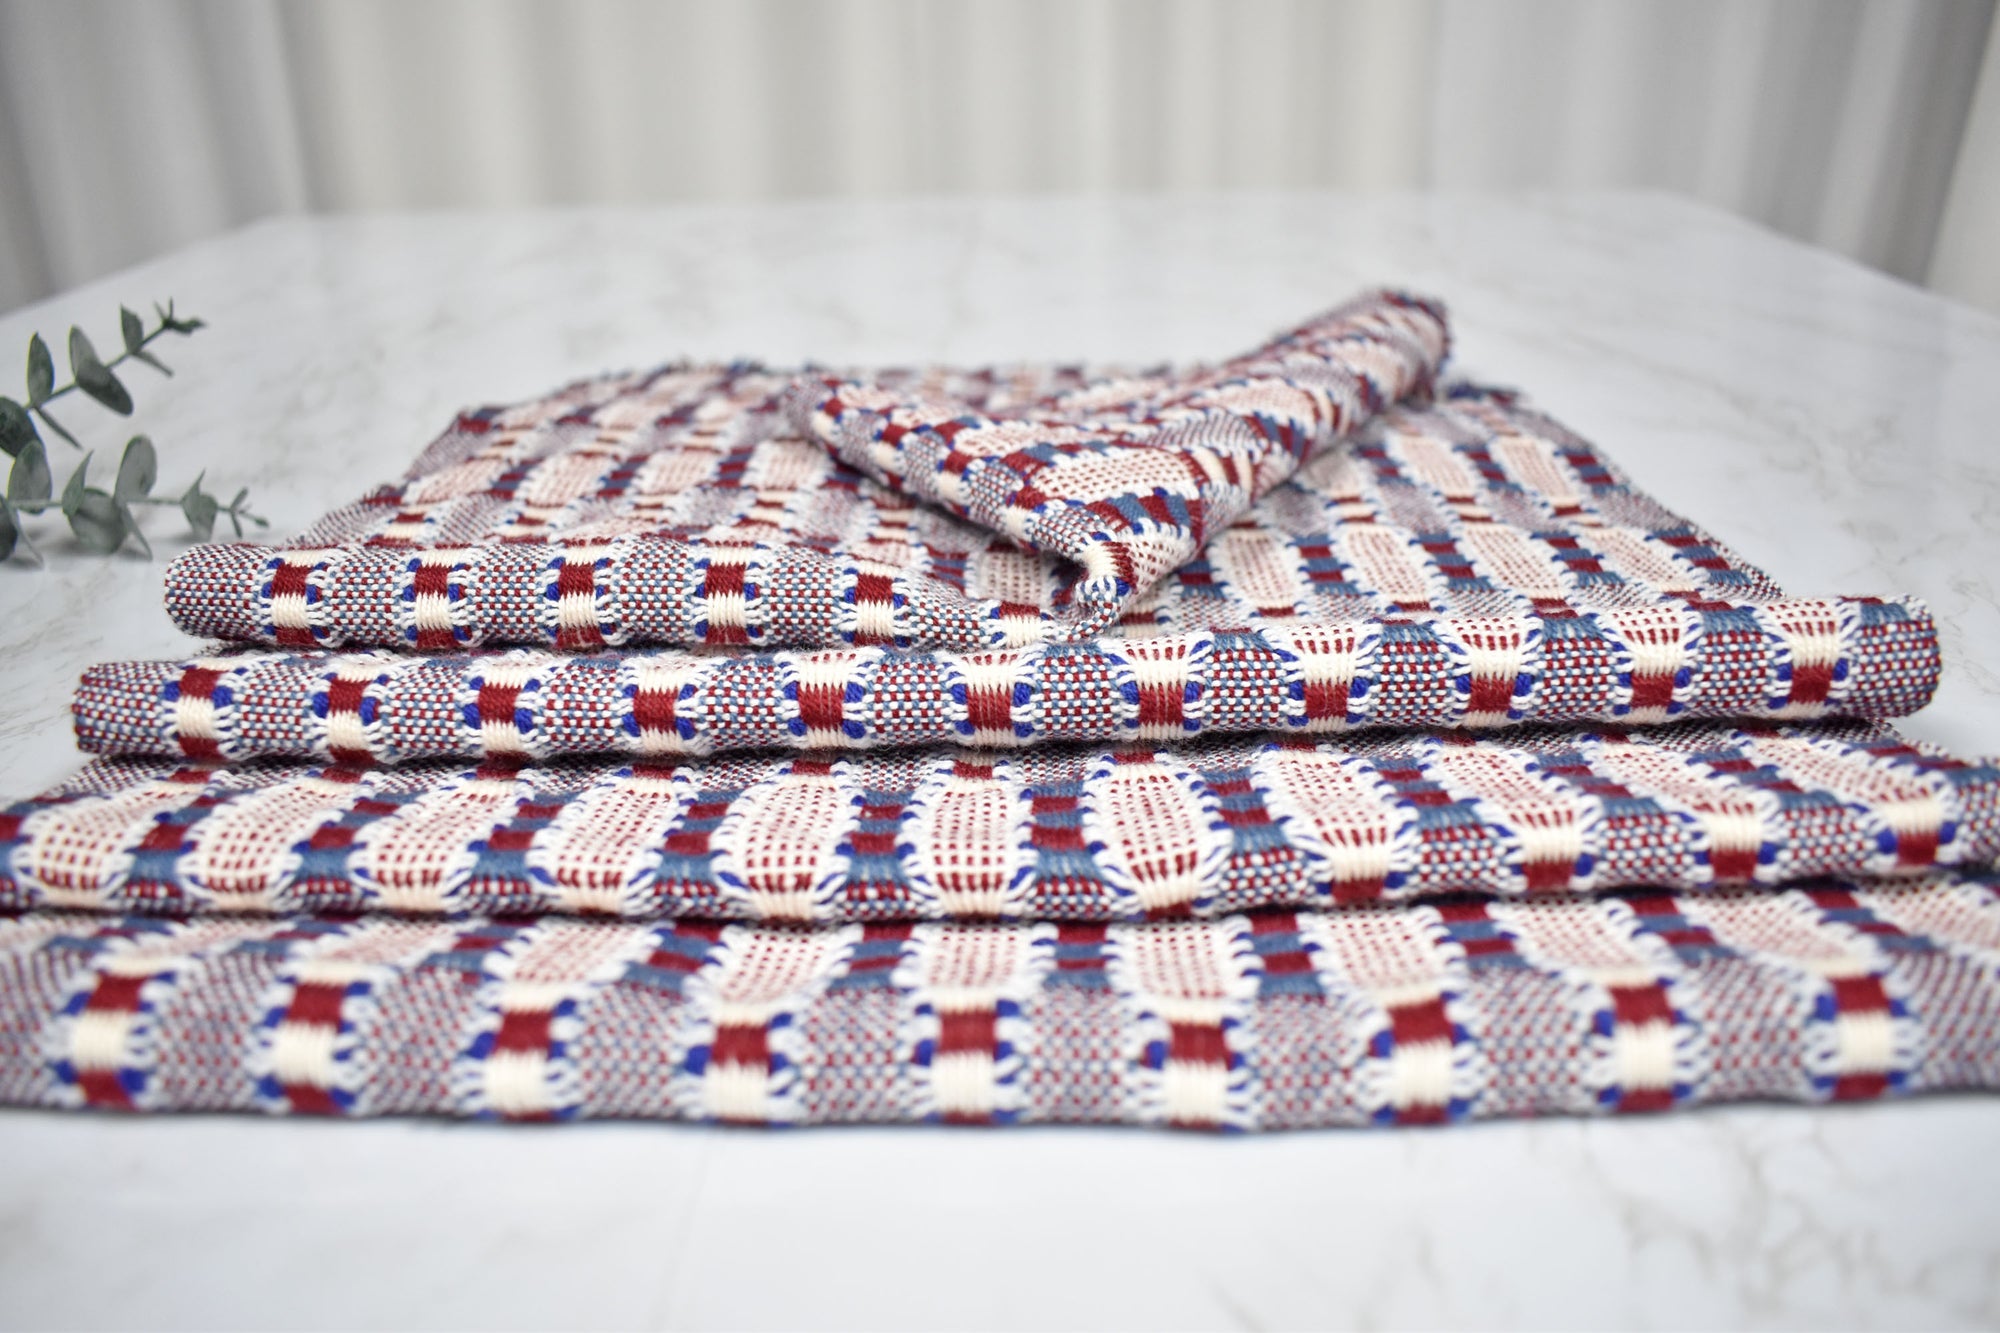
[76,592,1936,766]
[5,874,1997,1126]
[8,724,1996,921]
[7,289,1997,1130]
[101,320,1942,761]
[160,293,1453,654]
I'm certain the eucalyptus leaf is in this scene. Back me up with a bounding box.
[114,435,157,500]
[67,488,126,554]
[181,486,218,540]
[4,298,223,571]
[61,453,90,518]
[117,501,152,559]
[68,328,133,415]
[26,335,53,406]
[9,441,51,504]
[0,396,35,458]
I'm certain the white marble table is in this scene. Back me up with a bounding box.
[2,192,1998,1330]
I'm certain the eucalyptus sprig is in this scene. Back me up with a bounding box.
[0,302,267,564]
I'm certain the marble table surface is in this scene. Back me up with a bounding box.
[2,191,1997,1331]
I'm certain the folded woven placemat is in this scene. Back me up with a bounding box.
[5,289,1993,1128]
[8,877,1998,1126]
[9,723,1996,919]
[109,302,1935,761]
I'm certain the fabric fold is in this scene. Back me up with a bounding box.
[161,292,1450,655]
[76,595,1939,765]
[11,723,1996,921]
[6,874,1998,1125]
[783,289,1449,640]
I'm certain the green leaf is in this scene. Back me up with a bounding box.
[181,487,218,540]
[0,396,36,458]
[132,349,172,377]
[61,452,90,518]
[117,501,151,559]
[120,306,144,354]
[67,488,126,553]
[9,441,51,503]
[68,328,133,415]
[114,435,156,500]
[26,335,53,406]
[0,501,16,561]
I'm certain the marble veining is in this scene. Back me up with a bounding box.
[1,191,1997,1331]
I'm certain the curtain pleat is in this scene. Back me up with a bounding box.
[0,0,1994,313]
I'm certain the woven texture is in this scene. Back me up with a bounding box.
[76,586,1937,766]
[10,725,1998,921]
[5,876,1998,1126]
[98,304,1938,762]
[159,292,1453,653]
[8,288,1997,1130]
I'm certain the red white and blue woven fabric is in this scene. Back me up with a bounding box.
[9,724,1998,921]
[76,587,1935,766]
[94,297,1937,759]
[6,288,1998,1130]
[148,290,1928,728]
[160,292,1454,653]
[4,874,1998,1126]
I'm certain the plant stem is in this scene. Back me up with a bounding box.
[135,494,268,524]
[10,494,265,523]
[34,408,79,449]
[32,319,184,414]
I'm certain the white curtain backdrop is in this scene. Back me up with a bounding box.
[2,0,1996,315]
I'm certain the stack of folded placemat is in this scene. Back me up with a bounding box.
[5,290,1996,1127]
